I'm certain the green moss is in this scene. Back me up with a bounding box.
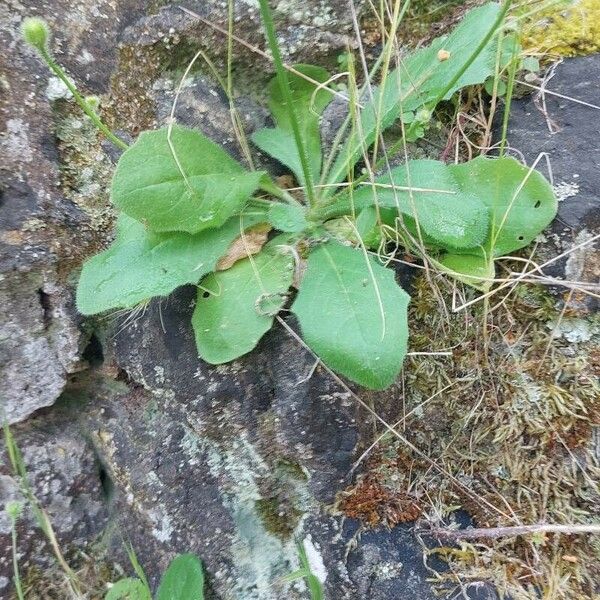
[396,0,466,45]
[255,497,302,539]
[522,0,600,57]
[274,458,308,481]
[359,270,600,598]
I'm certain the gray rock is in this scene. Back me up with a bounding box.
[501,55,600,309]
[0,0,145,424]
[0,411,110,594]
[121,0,362,78]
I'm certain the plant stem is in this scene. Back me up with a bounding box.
[256,0,317,206]
[499,42,519,157]
[426,523,600,541]
[38,47,128,151]
[11,522,25,600]
[259,179,303,207]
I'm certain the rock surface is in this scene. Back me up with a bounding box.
[503,55,599,309]
[2,0,598,597]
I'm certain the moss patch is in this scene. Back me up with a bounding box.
[343,270,599,598]
[522,0,600,57]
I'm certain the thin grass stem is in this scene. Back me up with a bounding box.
[38,48,128,150]
[256,0,317,206]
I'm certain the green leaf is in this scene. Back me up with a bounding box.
[326,3,515,186]
[292,241,409,389]
[484,76,507,96]
[355,206,383,249]
[76,210,267,315]
[157,554,204,600]
[268,201,310,232]
[105,578,150,600]
[252,127,320,188]
[112,126,265,233]
[449,155,557,256]
[252,64,333,185]
[268,64,334,128]
[438,252,495,291]
[325,160,490,250]
[436,157,556,290]
[192,237,295,363]
[522,56,540,73]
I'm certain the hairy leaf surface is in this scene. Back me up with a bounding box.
[76,211,266,315]
[326,160,490,249]
[449,156,557,255]
[437,157,556,289]
[112,126,264,233]
[193,237,295,364]
[268,201,309,232]
[438,252,495,291]
[157,554,204,600]
[292,241,409,389]
[105,578,149,600]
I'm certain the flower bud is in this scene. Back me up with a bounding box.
[85,95,101,111]
[5,500,24,521]
[21,16,50,51]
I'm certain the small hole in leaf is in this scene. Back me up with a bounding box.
[517,235,524,241]
[534,200,541,208]
[202,291,210,299]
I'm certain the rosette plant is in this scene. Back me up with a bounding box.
[23,1,557,389]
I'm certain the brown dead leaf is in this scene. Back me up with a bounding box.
[216,223,271,271]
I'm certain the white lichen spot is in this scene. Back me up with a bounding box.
[149,507,175,542]
[548,318,597,343]
[154,365,165,384]
[45,76,73,101]
[553,181,579,202]
[302,536,327,583]
[374,561,403,580]
[76,49,95,64]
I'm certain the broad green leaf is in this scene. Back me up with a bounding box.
[193,237,295,363]
[157,554,204,600]
[326,3,515,187]
[105,578,149,600]
[292,241,409,389]
[76,211,267,315]
[448,156,557,256]
[268,201,310,232]
[252,65,333,185]
[438,252,495,291]
[112,126,265,233]
[325,160,490,249]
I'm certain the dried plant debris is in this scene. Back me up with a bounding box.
[341,274,599,599]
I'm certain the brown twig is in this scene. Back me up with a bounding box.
[424,524,600,541]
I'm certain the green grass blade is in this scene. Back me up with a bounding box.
[256,0,317,206]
